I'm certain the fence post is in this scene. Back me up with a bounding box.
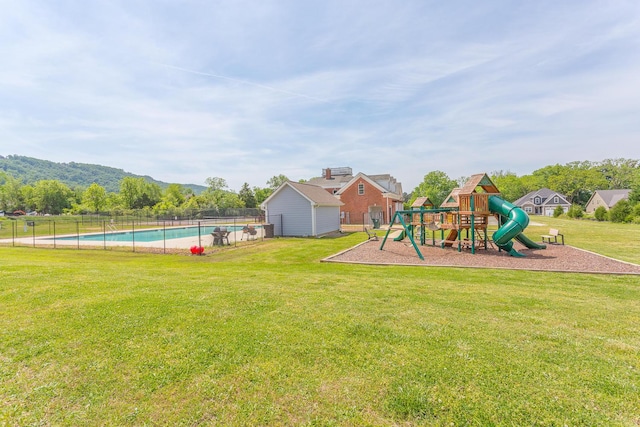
[53,221,56,249]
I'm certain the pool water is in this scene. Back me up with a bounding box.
[53,225,251,242]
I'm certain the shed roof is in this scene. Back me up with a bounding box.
[261,181,344,209]
[285,181,344,206]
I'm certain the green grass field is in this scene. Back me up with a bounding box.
[1,217,639,425]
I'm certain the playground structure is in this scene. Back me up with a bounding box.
[380,173,546,260]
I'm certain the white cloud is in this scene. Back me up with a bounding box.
[1,0,640,192]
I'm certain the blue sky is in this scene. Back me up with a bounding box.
[1,0,639,193]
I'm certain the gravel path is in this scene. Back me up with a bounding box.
[324,239,640,275]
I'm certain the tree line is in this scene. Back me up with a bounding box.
[409,158,640,223]
[3,158,640,222]
[0,172,290,216]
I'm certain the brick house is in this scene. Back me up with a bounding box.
[308,167,404,226]
[335,172,404,226]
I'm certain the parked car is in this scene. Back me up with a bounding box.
[12,210,26,216]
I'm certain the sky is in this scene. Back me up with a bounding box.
[1,0,639,193]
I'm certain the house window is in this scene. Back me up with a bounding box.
[524,206,532,213]
[534,197,541,204]
[554,196,558,203]
[358,183,365,195]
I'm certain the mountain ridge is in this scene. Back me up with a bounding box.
[0,155,207,194]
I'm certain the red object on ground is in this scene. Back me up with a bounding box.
[190,245,205,255]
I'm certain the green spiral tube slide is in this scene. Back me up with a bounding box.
[488,195,532,257]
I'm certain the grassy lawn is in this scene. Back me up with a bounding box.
[523,215,640,264]
[1,222,639,425]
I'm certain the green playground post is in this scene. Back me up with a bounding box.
[379,212,424,260]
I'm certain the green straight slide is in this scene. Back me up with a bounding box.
[488,195,546,257]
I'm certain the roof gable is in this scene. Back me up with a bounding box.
[336,172,389,196]
[593,189,631,206]
[440,188,461,208]
[412,196,434,208]
[513,188,569,206]
[540,193,570,206]
[459,173,499,195]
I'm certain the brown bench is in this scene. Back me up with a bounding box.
[541,228,564,245]
[364,227,378,241]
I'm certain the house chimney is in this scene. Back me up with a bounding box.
[324,168,332,180]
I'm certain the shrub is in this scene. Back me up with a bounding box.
[594,206,608,221]
[609,200,632,223]
[553,206,564,218]
[567,205,584,219]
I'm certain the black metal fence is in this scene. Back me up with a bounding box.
[0,215,270,255]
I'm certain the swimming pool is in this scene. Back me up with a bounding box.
[52,225,250,242]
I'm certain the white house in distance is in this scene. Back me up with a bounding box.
[585,189,631,213]
[513,188,571,216]
[260,181,344,237]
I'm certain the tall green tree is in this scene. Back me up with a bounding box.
[266,174,289,190]
[0,174,25,212]
[253,187,272,205]
[119,177,162,210]
[21,184,35,212]
[163,184,187,207]
[205,177,228,192]
[530,162,608,205]
[82,183,108,213]
[32,180,73,214]
[411,171,457,207]
[598,158,639,189]
[238,182,257,208]
[216,192,245,209]
[202,177,229,208]
[490,170,527,202]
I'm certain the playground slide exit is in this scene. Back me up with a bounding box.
[488,195,545,257]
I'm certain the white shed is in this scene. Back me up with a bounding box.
[261,181,344,237]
